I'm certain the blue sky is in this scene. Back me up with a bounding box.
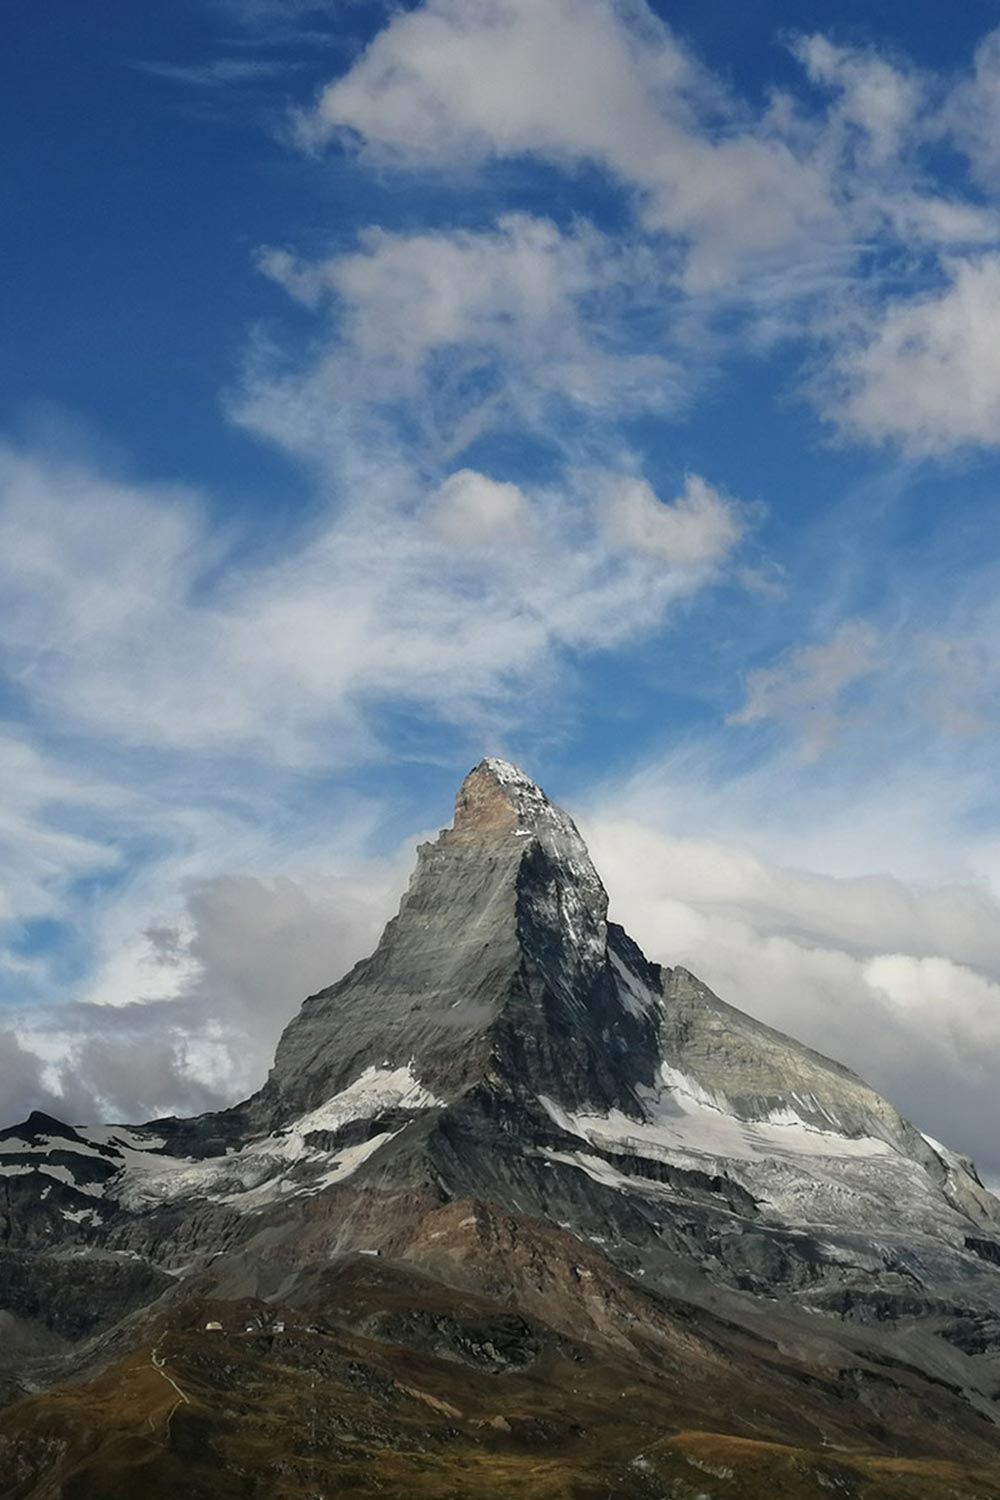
[4,0,1000,1177]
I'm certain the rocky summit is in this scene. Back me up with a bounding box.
[3,759,1000,1499]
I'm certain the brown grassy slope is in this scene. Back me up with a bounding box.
[3,1235,1000,1500]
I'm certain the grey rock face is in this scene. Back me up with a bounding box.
[252,757,659,1129]
[3,757,1000,1413]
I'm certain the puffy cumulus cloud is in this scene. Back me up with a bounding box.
[173,867,403,1064]
[581,814,1000,1179]
[2,1009,250,1127]
[601,474,745,568]
[0,446,747,766]
[263,217,615,369]
[293,2,1000,287]
[297,0,700,164]
[0,1031,72,1124]
[428,470,529,545]
[283,2,1000,456]
[729,620,882,759]
[296,0,834,295]
[864,952,1000,1040]
[74,926,202,1012]
[4,861,407,1126]
[824,255,1000,453]
[797,31,1000,454]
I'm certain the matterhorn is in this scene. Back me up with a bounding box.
[3,760,1000,1498]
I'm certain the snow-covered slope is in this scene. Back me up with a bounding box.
[1,1065,444,1222]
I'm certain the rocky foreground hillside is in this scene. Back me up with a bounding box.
[2,759,1000,1497]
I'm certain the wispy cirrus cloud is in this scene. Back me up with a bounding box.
[130,57,297,88]
[0,733,124,929]
[0,443,747,767]
[250,214,682,463]
[728,620,883,760]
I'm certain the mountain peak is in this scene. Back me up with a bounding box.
[476,755,533,785]
[447,756,610,962]
[449,759,598,875]
[449,757,561,839]
[447,757,531,840]
[248,758,632,1125]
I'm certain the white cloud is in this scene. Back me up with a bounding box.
[131,58,292,89]
[879,193,998,248]
[602,473,745,568]
[0,427,747,1122]
[943,26,1000,186]
[12,4,1000,1158]
[0,446,746,766]
[253,215,681,459]
[824,255,1000,452]
[575,563,1000,1172]
[324,217,610,369]
[729,620,882,758]
[4,858,407,1125]
[297,0,698,165]
[794,35,922,165]
[922,635,1000,735]
[0,1031,71,1124]
[285,3,1000,455]
[429,469,529,545]
[0,428,752,1118]
[0,733,124,929]
[10,770,1000,1184]
[297,0,836,294]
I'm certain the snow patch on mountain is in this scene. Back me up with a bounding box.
[543,1149,646,1195]
[0,1135,110,1161]
[609,949,658,1016]
[85,1126,168,1153]
[540,1065,896,1168]
[116,1063,440,1213]
[0,1064,440,1218]
[280,1063,441,1148]
[0,1160,107,1197]
[60,1207,104,1226]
